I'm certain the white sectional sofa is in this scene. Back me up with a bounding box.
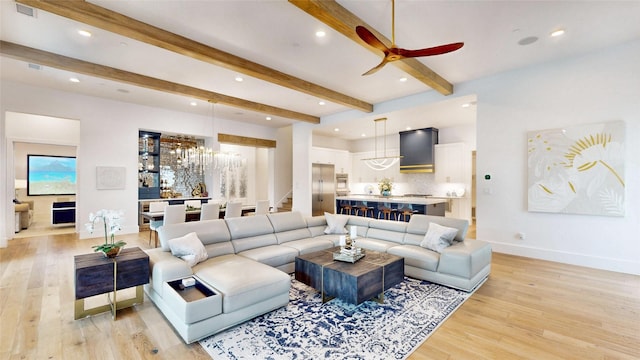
[145,211,491,343]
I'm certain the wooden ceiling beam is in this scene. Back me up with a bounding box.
[289,0,455,95]
[16,0,373,113]
[0,41,320,124]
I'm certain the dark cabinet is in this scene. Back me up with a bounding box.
[138,131,161,199]
[399,127,438,173]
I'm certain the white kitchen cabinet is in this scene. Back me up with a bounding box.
[311,147,350,174]
[435,143,470,184]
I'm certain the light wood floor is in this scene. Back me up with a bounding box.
[1,231,638,359]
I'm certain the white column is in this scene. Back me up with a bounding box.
[291,122,313,216]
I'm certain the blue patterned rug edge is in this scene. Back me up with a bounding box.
[200,276,485,360]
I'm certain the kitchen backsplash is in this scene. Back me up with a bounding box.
[350,173,466,197]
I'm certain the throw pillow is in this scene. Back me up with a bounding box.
[420,222,458,253]
[168,232,208,267]
[324,212,348,234]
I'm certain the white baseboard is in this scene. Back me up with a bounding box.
[488,241,640,276]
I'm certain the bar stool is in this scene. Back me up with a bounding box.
[378,207,397,220]
[356,202,374,218]
[397,206,418,222]
[339,201,353,215]
[377,203,397,221]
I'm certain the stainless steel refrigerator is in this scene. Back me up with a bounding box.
[312,163,335,216]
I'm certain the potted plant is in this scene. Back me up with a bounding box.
[85,209,126,258]
[379,178,393,196]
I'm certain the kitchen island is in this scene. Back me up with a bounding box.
[335,195,447,219]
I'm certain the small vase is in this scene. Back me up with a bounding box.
[103,246,122,259]
[381,190,391,197]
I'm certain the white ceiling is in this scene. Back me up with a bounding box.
[2,0,639,140]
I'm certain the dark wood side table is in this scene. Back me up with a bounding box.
[74,247,149,320]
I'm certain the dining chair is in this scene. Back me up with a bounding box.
[164,204,186,225]
[148,201,169,245]
[200,202,220,220]
[247,199,270,216]
[255,200,270,215]
[224,201,243,219]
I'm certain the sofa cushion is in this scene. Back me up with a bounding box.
[237,245,299,268]
[168,232,209,267]
[355,238,399,253]
[158,219,233,256]
[346,216,370,237]
[226,214,274,239]
[227,215,278,252]
[267,211,307,232]
[405,214,468,245]
[387,245,440,272]
[324,212,349,234]
[420,223,458,253]
[194,254,290,313]
[267,211,313,244]
[281,238,334,255]
[366,219,407,245]
[232,234,278,253]
[306,216,328,237]
[275,228,313,244]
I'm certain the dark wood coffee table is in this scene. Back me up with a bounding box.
[295,247,404,305]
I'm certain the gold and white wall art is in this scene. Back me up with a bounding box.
[527,121,625,216]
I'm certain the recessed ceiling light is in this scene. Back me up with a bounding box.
[265,116,272,121]
[334,128,340,132]
[461,103,471,108]
[235,76,243,82]
[399,77,408,82]
[361,133,366,137]
[406,126,412,130]
[550,29,565,37]
[78,30,92,37]
[315,30,326,38]
[318,101,325,106]
[190,101,197,106]
[69,77,80,83]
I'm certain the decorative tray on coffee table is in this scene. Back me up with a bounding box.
[333,247,365,263]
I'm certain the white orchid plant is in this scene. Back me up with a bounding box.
[85,209,126,253]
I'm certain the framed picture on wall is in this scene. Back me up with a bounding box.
[27,154,77,196]
[96,166,126,190]
[527,120,625,216]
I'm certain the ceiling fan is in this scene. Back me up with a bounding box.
[356,0,464,75]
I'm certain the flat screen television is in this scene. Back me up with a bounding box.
[27,155,77,196]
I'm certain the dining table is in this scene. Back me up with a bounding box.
[140,204,257,223]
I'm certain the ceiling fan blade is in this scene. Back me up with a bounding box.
[362,58,390,76]
[396,42,464,58]
[356,25,390,53]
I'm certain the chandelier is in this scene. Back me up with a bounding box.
[362,117,402,171]
[213,152,242,170]
[164,136,213,174]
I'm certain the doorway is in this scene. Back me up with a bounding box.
[5,112,80,239]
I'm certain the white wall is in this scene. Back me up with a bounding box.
[1,81,280,246]
[311,40,640,275]
[471,40,640,275]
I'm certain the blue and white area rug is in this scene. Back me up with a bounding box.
[200,276,479,360]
